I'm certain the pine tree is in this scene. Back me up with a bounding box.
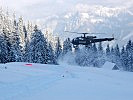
[81,48,90,66]
[111,47,115,63]
[24,22,32,62]
[55,37,62,62]
[0,33,8,63]
[27,21,33,42]
[75,48,82,66]
[120,46,128,71]
[63,38,72,55]
[114,44,121,67]
[92,43,98,67]
[26,25,48,64]
[106,44,111,61]
[18,17,26,51]
[47,42,57,64]
[8,16,23,62]
[126,40,132,71]
[2,27,12,62]
[24,39,32,62]
[97,42,105,67]
[75,47,91,67]
[10,30,23,62]
[131,42,133,71]
[75,43,99,67]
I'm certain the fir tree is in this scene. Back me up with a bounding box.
[18,17,26,51]
[26,25,48,64]
[126,40,132,71]
[106,44,111,61]
[10,30,23,62]
[2,27,12,62]
[0,34,8,63]
[114,44,121,67]
[63,38,72,55]
[131,42,133,71]
[97,42,105,67]
[92,43,98,67]
[111,47,115,63]
[120,46,128,71]
[75,47,90,66]
[47,42,57,64]
[55,37,62,62]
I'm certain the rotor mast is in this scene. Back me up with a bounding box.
[83,33,86,38]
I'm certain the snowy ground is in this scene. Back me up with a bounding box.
[0,62,133,100]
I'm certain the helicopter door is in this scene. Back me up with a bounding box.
[79,41,86,44]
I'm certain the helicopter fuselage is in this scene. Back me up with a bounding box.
[65,31,114,48]
[72,36,114,46]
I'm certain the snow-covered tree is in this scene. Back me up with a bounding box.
[0,9,60,65]
[75,43,99,67]
[120,46,128,71]
[77,48,91,66]
[131,42,133,71]
[97,42,105,67]
[18,17,26,51]
[126,40,132,71]
[10,30,23,62]
[0,33,8,63]
[55,37,62,62]
[2,27,12,62]
[26,21,33,41]
[25,25,48,64]
[91,43,99,67]
[106,44,111,61]
[110,47,115,63]
[114,44,121,67]
[47,42,57,64]
[63,38,72,55]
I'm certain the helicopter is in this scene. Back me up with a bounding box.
[65,31,114,48]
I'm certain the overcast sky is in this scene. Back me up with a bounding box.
[0,0,133,20]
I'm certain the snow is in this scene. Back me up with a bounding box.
[0,62,133,100]
[122,32,133,40]
[81,13,89,19]
[102,61,115,70]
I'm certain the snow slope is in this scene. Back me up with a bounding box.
[0,62,133,100]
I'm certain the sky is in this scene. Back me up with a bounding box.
[0,0,133,20]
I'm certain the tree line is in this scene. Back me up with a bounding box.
[0,9,63,64]
[72,40,133,72]
[58,35,133,72]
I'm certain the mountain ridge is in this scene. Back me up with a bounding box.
[41,5,133,46]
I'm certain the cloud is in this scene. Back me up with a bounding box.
[0,0,133,20]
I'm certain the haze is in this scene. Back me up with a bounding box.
[0,0,133,20]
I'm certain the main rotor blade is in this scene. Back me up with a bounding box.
[89,33,105,34]
[64,31,79,33]
[65,31,89,34]
[65,31,106,34]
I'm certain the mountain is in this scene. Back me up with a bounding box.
[41,5,133,46]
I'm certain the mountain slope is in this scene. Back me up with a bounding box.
[42,5,133,46]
